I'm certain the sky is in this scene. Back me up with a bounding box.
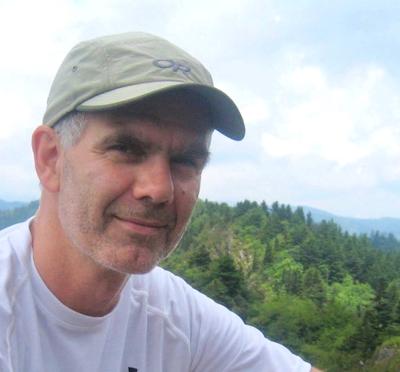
[1,0,400,218]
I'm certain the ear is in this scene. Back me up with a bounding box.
[32,125,62,193]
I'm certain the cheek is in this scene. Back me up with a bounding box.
[87,165,134,199]
[175,177,201,221]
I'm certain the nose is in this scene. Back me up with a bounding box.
[131,156,174,205]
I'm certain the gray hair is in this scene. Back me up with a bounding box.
[53,111,88,148]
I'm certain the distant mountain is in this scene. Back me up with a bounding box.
[302,206,400,239]
[0,200,39,230]
[2,198,400,240]
[0,199,26,211]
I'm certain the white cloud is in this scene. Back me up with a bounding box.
[217,82,271,127]
[0,0,400,219]
[0,0,78,75]
[261,63,400,168]
[200,161,272,203]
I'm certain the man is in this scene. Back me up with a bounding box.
[0,32,320,371]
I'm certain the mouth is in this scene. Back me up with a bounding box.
[113,216,169,235]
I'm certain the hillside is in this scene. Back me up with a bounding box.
[0,199,26,211]
[303,206,400,240]
[162,200,400,371]
[0,200,39,229]
[3,198,400,239]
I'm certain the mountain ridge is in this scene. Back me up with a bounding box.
[301,206,400,239]
[1,198,400,239]
[0,199,26,211]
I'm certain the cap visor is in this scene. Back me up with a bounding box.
[77,81,245,140]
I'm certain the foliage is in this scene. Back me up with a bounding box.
[163,200,400,371]
[369,231,400,252]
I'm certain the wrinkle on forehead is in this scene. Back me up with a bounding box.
[86,107,213,160]
[105,113,213,147]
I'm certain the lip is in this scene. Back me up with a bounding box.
[114,216,168,235]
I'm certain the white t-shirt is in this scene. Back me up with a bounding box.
[0,219,311,372]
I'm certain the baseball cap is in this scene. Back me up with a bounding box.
[43,32,245,140]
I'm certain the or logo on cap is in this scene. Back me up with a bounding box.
[153,59,191,75]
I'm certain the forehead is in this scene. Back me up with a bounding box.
[82,90,213,146]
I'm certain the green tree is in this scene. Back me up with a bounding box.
[302,267,327,305]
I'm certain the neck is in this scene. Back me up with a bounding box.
[31,198,129,317]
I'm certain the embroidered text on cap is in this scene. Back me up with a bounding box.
[153,59,191,74]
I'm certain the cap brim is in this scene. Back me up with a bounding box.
[77,81,245,140]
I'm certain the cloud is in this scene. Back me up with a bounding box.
[0,132,38,202]
[261,63,400,167]
[1,0,400,218]
[201,151,400,219]
[200,161,272,203]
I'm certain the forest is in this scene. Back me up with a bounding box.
[2,200,400,370]
[162,200,400,371]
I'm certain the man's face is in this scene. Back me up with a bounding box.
[57,95,212,274]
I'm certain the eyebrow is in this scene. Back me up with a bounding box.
[177,146,211,165]
[97,132,151,151]
[96,131,211,163]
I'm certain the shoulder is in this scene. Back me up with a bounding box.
[0,220,32,365]
[0,219,32,310]
[0,218,32,247]
[0,219,32,269]
[127,268,312,371]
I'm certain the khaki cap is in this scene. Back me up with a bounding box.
[43,32,245,140]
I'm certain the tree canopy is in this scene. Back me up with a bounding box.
[163,200,400,371]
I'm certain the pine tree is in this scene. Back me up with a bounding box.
[302,267,327,305]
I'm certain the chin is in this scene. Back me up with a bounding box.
[103,249,165,275]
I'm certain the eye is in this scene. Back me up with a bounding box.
[110,143,130,153]
[108,142,146,160]
[171,154,209,174]
[172,156,197,168]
